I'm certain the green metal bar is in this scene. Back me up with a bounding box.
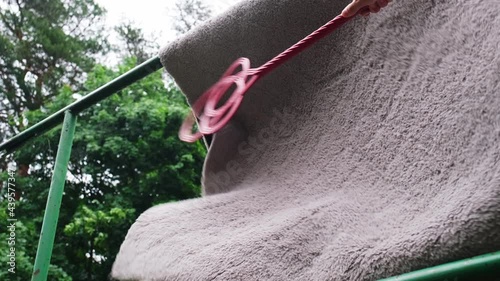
[379,251,500,281]
[31,111,77,281]
[0,56,162,154]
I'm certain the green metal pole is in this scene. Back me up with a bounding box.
[0,56,162,154]
[31,111,77,281]
[379,251,500,281]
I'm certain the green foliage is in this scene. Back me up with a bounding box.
[0,201,71,281]
[0,1,210,280]
[62,205,136,280]
[0,0,108,136]
[1,57,206,280]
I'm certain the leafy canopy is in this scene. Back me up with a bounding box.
[1,57,206,281]
[0,0,107,136]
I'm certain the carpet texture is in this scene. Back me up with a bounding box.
[112,0,500,280]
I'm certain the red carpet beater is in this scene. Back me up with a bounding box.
[179,8,369,142]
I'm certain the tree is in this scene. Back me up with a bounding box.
[0,57,206,280]
[115,23,158,65]
[172,0,212,35]
[1,2,208,280]
[0,0,108,137]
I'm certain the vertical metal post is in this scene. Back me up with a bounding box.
[31,111,77,281]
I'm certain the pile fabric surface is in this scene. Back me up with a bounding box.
[112,0,500,280]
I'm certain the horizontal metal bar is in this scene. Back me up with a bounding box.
[379,251,500,281]
[0,56,163,153]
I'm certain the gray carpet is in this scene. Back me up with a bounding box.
[112,0,500,280]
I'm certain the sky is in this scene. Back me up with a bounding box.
[95,0,241,49]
